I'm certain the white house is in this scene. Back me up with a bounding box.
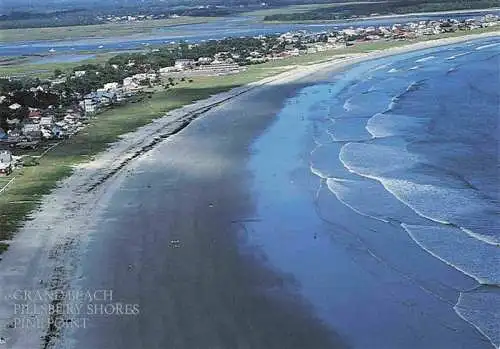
[174,59,195,70]
[22,123,41,133]
[0,150,12,176]
[8,103,21,110]
[74,71,86,78]
[159,67,177,75]
[82,98,97,114]
[123,77,135,86]
[198,57,213,65]
[40,116,54,127]
[103,82,119,91]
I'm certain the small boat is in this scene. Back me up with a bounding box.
[98,45,104,49]
[49,48,56,53]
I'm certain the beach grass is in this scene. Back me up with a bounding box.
[0,29,498,252]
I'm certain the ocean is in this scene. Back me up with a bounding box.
[248,37,499,348]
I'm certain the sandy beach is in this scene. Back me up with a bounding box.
[0,31,498,348]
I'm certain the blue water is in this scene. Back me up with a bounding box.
[248,37,499,348]
[0,10,497,58]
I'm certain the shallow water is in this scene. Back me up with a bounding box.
[248,37,499,348]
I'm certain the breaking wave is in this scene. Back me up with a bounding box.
[307,37,500,348]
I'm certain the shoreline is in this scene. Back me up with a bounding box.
[0,31,498,348]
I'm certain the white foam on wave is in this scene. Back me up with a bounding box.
[460,227,500,247]
[379,178,500,245]
[388,68,399,73]
[370,63,390,72]
[415,55,435,63]
[339,142,499,245]
[455,290,500,349]
[402,224,500,284]
[445,51,473,60]
[340,141,421,177]
[326,177,427,225]
[311,143,359,180]
[343,98,353,111]
[326,178,389,223]
[475,43,500,50]
[366,113,430,138]
[408,66,420,70]
[330,118,373,141]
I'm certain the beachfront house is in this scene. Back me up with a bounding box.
[174,59,195,70]
[22,123,42,140]
[82,97,98,115]
[159,67,177,75]
[40,116,54,127]
[0,150,12,176]
[103,82,119,91]
[197,57,213,65]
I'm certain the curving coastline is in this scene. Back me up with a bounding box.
[0,31,498,348]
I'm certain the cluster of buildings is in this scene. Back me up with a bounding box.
[0,12,498,176]
[328,14,500,41]
[0,104,86,144]
[271,14,500,57]
[159,56,246,77]
[98,13,180,23]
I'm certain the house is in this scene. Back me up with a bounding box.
[9,103,21,110]
[40,116,54,127]
[0,150,12,176]
[197,57,213,65]
[74,71,86,78]
[28,108,42,121]
[22,123,42,140]
[51,125,65,139]
[7,129,22,139]
[174,59,195,70]
[103,82,119,91]
[159,67,176,75]
[41,128,53,140]
[82,98,98,114]
[122,78,139,92]
[131,73,148,82]
[6,118,20,127]
[98,91,117,105]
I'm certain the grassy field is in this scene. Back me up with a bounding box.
[241,2,383,19]
[0,53,119,78]
[0,28,498,253]
[0,17,216,43]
